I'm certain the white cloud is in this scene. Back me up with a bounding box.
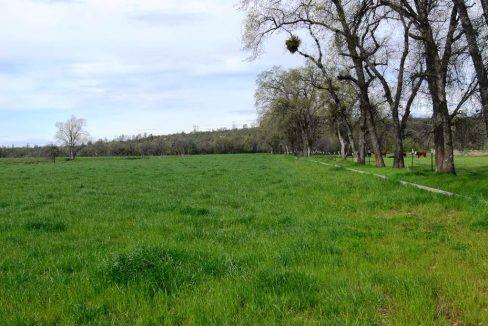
[0,0,302,145]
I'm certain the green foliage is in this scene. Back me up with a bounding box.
[285,35,301,53]
[256,66,327,154]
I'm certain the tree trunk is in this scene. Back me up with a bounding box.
[344,119,357,156]
[337,124,347,159]
[302,133,310,157]
[433,108,446,172]
[393,127,405,168]
[420,18,456,173]
[365,106,385,167]
[327,79,355,157]
[431,99,456,173]
[357,118,367,164]
[391,97,407,168]
[332,0,384,167]
[441,107,456,174]
[454,0,488,142]
[69,147,75,160]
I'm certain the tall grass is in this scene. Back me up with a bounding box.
[0,154,486,324]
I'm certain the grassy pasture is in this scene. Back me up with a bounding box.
[0,154,486,324]
[315,155,488,201]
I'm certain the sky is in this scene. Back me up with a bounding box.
[0,0,302,146]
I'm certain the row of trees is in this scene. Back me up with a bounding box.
[0,128,267,159]
[78,129,265,157]
[1,116,484,159]
[240,0,488,173]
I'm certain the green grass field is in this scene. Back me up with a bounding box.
[0,154,486,324]
[314,155,488,201]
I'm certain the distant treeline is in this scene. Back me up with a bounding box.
[1,128,267,158]
[0,116,484,159]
